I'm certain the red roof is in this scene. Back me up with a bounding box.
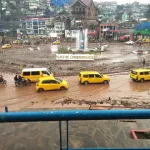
[81,0,91,6]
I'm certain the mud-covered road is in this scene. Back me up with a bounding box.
[0,43,150,76]
[0,73,150,112]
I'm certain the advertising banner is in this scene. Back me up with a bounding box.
[56,54,94,61]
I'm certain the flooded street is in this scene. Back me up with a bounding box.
[1,72,150,112]
[0,73,150,149]
[0,43,150,149]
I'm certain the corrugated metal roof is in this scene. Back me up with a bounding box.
[70,0,92,6]
[81,0,91,6]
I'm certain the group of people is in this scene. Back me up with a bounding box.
[14,74,23,83]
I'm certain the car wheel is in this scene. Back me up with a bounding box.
[60,86,65,90]
[103,80,109,84]
[38,88,44,93]
[140,78,144,83]
[3,80,7,84]
[84,81,89,85]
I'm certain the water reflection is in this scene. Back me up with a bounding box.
[129,80,150,92]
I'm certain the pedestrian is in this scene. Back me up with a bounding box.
[142,59,145,68]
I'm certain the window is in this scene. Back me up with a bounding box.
[31,71,40,75]
[33,22,38,25]
[144,72,149,75]
[55,78,62,83]
[83,74,88,78]
[33,26,38,29]
[50,80,58,84]
[42,71,50,75]
[95,74,101,78]
[140,72,144,75]
[42,80,51,84]
[89,74,94,78]
[23,72,30,76]
[79,73,81,77]
[131,71,137,75]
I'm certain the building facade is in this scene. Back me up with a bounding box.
[70,0,98,29]
[25,18,47,35]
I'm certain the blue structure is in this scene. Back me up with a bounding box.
[0,107,150,150]
[25,18,46,35]
[135,21,150,35]
[51,0,71,7]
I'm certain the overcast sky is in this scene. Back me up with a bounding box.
[93,0,149,5]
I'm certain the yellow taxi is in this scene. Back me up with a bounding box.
[52,40,61,45]
[2,44,11,49]
[36,76,68,92]
[130,69,150,82]
[79,71,110,85]
[13,40,20,44]
[144,39,150,43]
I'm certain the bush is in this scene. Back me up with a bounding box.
[58,48,69,54]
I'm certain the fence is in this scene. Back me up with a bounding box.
[0,107,150,150]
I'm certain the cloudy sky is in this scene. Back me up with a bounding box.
[93,0,149,5]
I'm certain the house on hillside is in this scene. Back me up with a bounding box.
[70,0,98,29]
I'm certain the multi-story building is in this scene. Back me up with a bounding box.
[25,18,47,35]
[22,0,50,17]
[100,23,118,37]
[70,0,98,29]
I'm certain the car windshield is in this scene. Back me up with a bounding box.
[100,74,103,77]
[131,71,137,75]
[55,78,63,83]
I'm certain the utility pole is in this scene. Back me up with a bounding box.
[98,15,102,51]
[0,0,2,20]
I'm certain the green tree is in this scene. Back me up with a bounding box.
[145,4,150,18]
[89,24,95,30]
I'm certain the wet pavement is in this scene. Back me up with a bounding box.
[0,42,150,149]
[0,119,150,150]
[1,73,150,111]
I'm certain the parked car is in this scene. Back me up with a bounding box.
[28,46,40,51]
[125,41,134,45]
[20,40,31,45]
[52,40,61,45]
[13,40,20,44]
[36,76,68,92]
[2,44,11,49]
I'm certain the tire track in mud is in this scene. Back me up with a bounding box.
[17,81,130,110]
[0,83,79,109]
[0,77,130,110]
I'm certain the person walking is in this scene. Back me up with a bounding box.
[142,59,145,68]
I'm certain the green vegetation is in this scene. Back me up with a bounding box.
[58,48,72,54]
[145,4,150,18]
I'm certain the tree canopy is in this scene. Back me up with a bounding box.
[145,4,150,18]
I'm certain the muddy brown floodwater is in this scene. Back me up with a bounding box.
[0,72,150,112]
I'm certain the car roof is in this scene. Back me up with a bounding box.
[22,68,48,72]
[39,76,55,80]
[80,71,99,74]
[133,68,150,72]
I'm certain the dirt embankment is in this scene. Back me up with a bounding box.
[0,43,149,76]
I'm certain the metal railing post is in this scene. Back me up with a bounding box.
[66,121,69,150]
[5,106,8,112]
[59,121,62,150]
